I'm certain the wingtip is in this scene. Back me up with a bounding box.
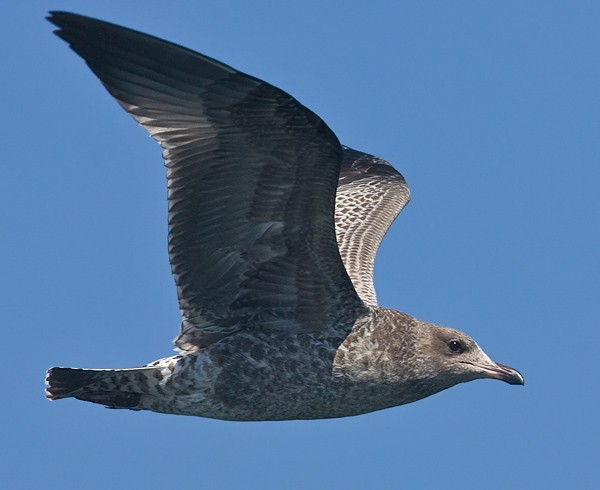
[46,11,60,31]
[46,10,70,26]
[46,11,80,41]
[46,11,99,31]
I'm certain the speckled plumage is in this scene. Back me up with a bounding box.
[45,12,523,421]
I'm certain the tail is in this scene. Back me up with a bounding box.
[45,366,149,409]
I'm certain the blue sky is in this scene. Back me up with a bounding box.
[3,1,599,488]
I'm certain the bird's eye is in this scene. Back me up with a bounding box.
[448,340,464,353]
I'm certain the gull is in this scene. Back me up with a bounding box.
[45,12,523,421]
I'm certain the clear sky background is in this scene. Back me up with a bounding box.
[2,1,599,489]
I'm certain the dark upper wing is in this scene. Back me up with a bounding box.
[48,12,366,352]
[335,147,410,306]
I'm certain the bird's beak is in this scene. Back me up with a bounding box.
[478,362,524,385]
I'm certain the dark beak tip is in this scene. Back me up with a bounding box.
[495,363,524,386]
[507,375,525,386]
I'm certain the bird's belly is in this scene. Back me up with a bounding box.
[153,331,421,421]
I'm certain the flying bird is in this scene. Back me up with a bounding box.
[45,12,523,421]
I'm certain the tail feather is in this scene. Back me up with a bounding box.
[45,367,144,409]
[45,367,105,400]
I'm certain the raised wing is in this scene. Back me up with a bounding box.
[48,12,366,352]
[335,147,410,305]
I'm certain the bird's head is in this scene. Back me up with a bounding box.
[416,322,524,388]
